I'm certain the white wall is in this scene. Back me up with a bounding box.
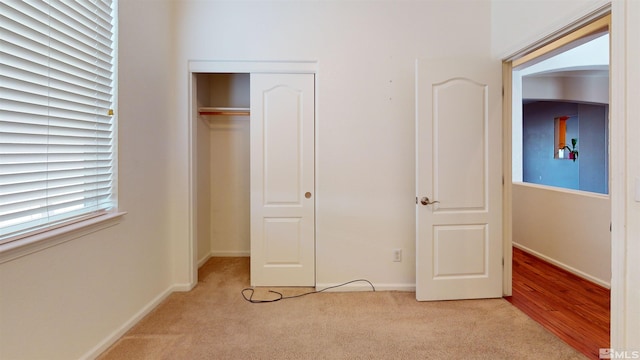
[208,118,251,257]
[196,107,212,265]
[523,75,609,104]
[196,115,251,264]
[512,183,611,286]
[172,0,494,289]
[0,1,177,359]
[491,0,609,59]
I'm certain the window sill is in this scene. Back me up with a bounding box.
[0,211,127,265]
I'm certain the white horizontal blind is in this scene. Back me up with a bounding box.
[0,0,116,243]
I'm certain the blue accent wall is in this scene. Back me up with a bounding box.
[522,101,608,194]
[579,104,609,194]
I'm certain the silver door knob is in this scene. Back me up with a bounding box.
[420,197,439,206]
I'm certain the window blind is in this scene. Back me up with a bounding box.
[0,0,116,244]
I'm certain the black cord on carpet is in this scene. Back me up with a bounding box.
[241,279,376,303]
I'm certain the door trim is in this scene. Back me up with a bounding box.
[186,60,319,287]
[502,61,513,297]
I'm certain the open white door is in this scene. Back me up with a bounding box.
[416,58,502,301]
[250,73,315,287]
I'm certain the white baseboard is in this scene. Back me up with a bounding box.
[315,282,415,292]
[513,242,611,289]
[172,282,196,292]
[79,284,178,360]
[198,251,249,268]
[197,253,212,268]
[211,250,250,257]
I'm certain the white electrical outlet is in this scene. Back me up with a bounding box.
[393,248,402,262]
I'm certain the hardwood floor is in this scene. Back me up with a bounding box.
[506,247,610,360]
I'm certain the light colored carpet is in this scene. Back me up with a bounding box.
[97,257,587,360]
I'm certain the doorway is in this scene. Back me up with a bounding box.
[504,12,611,357]
[511,26,611,287]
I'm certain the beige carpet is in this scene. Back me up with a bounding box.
[98,257,587,360]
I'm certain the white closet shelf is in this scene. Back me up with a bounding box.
[199,107,250,116]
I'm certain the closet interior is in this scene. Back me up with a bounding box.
[195,73,251,266]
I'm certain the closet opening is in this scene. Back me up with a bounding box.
[194,73,251,268]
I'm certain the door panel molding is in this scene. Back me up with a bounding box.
[432,78,489,212]
[263,85,304,206]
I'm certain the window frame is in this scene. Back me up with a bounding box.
[0,0,124,258]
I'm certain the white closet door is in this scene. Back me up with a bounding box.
[250,73,315,286]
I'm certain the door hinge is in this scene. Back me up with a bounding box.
[416,196,418,204]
